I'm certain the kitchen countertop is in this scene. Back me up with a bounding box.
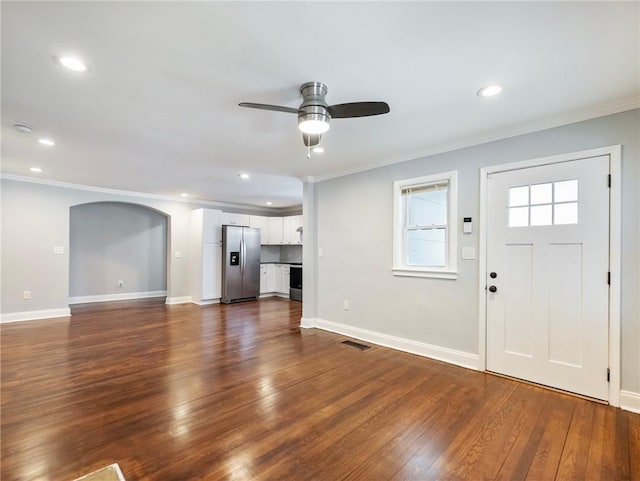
[260,261,302,265]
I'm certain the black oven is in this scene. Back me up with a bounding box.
[289,265,302,302]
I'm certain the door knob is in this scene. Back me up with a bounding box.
[490,272,497,279]
[488,285,497,293]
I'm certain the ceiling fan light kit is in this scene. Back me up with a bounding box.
[239,81,390,149]
[297,82,331,134]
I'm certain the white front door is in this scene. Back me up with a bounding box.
[486,155,610,400]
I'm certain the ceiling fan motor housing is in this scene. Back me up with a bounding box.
[298,81,330,133]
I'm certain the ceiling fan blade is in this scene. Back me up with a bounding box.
[327,102,390,118]
[238,102,300,114]
[303,133,321,147]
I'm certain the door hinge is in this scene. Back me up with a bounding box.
[608,174,611,188]
[608,271,611,285]
[607,368,610,382]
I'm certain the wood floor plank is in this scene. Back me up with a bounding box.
[494,390,550,481]
[584,404,617,481]
[1,297,637,481]
[522,395,576,481]
[629,412,640,481]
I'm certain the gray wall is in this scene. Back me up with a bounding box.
[69,202,167,298]
[305,109,639,392]
[0,180,274,314]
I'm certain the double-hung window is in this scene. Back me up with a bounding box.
[392,171,458,279]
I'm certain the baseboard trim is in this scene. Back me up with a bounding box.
[260,292,290,299]
[191,299,221,306]
[301,318,479,371]
[69,291,167,305]
[1,308,71,323]
[165,296,192,305]
[620,390,640,414]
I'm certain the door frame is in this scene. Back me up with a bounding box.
[478,145,622,406]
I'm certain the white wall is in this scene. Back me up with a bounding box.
[69,202,168,298]
[304,109,640,393]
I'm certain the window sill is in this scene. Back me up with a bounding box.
[391,267,458,280]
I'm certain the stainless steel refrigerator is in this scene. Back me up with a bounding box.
[221,225,261,303]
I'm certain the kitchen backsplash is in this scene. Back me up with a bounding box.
[260,245,302,264]
[281,245,302,263]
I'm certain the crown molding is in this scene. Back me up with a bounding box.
[0,173,286,213]
[311,97,640,183]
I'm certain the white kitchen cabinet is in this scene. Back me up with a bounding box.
[260,263,290,297]
[283,215,302,245]
[191,208,223,303]
[266,264,277,293]
[279,264,290,295]
[202,209,222,244]
[260,264,268,294]
[202,243,222,299]
[221,212,250,226]
[250,215,269,244]
[267,217,284,245]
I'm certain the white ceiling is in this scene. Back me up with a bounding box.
[2,2,638,208]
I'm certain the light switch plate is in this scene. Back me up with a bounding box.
[462,246,476,260]
[174,251,182,258]
[53,246,64,255]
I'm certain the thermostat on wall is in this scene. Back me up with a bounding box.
[463,217,472,234]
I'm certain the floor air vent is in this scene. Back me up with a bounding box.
[342,340,371,350]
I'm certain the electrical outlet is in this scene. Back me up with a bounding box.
[118,280,124,288]
[53,246,64,255]
[343,300,349,310]
[23,291,31,299]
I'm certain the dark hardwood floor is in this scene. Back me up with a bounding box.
[1,298,638,481]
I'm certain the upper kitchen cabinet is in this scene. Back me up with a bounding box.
[267,217,284,245]
[202,208,222,244]
[250,215,269,244]
[221,212,250,226]
[283,215,302,245]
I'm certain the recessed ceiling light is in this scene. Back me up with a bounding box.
[29,167,43,173]
[58,56,88,72]
[477,84,503,97]
[312,146,324,153]
[239,173,250,180]
[180,193,189,197]
[38,138,55,146]
[13,124,33,134]
[266,201,273,206]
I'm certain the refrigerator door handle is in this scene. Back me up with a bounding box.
[240,238,245,277]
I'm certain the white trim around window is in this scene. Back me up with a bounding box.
[392,171,458,279]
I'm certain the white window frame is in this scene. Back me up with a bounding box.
[392,171,458,279]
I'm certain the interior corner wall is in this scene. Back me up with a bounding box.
[310,109,639,393]
[69,202,168,298]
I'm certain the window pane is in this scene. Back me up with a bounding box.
[509,206,529,227]
[555,180,578,202]
[407,228,445,266]
[407,187,447,227]
[531,183,552,205]
[530,205,552,226]
[554,202,578,225]
[509,186,529,207]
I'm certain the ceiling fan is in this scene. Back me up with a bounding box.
[239,82,390,148]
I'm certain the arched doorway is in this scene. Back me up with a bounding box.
[69,202,169,304]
